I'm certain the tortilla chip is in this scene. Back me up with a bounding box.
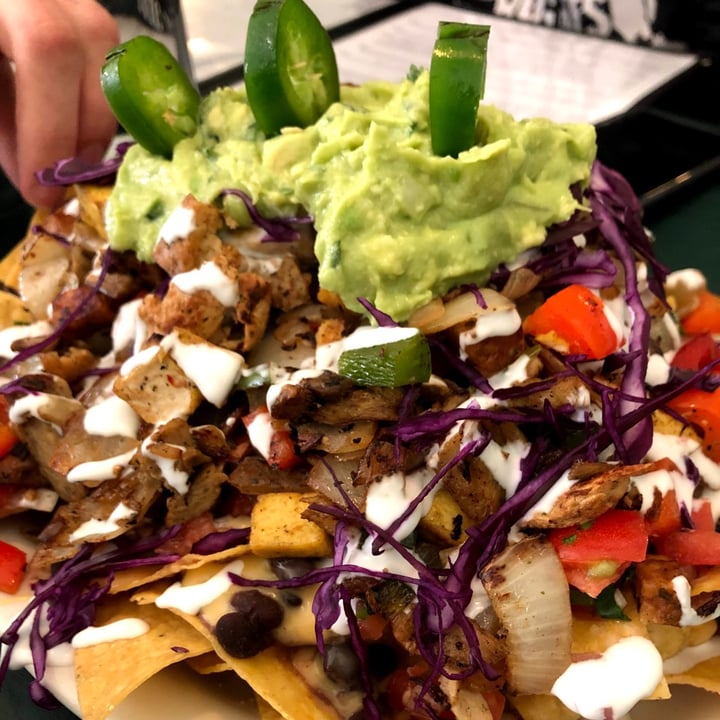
[256,695,285,720]
[187,651,232,675]
[110,543,252,593]
[0,230,30,292]
[666,655,720,694]
[74,184,112,239]
[571,603,671,700]
[74,595,212,720]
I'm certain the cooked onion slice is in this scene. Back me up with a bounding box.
[480,536,572,695]
[409,288,514,335]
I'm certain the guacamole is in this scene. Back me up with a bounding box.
[106,70,596,321]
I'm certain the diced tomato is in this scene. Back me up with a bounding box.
[0,396,18,459]
[654,529,720,565]
[667,387,720,462]
[242,406,300,470]
[691,500,716,531]
[560,559,630,598]
[644,489,682,538]
[549,510,648,598]
[671,333,720,374]
[549,510,649,564]
[0,539,27,594]
[681,290,720,335]
[522,284,621,360]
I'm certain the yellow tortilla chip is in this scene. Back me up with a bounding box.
[74,184,112,239]
[132,573,341,720]
[186,651,232,675]
[110,542,252,593]
[667,655,720,694]
[256,695,285,720]
[73,595,212,720]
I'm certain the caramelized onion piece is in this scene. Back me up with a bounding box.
[481,536,572,695]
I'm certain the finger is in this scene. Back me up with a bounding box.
[0,54,18,185]
[68,0,120,163]
[4,2,85,207]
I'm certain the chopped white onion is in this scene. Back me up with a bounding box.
[481,536,572,695]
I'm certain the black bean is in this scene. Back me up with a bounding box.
[215,612,272,658]
[323,642,362,690]
[270,557,317,580]
[216,590,284,659]
[230,589,284,628]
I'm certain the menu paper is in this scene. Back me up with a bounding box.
[331,3,698,124]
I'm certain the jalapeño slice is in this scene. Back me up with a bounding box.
[101,35,200,158]
[429,22,490,157]
[244,0,339,137]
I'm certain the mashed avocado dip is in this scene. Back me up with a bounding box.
[106,69,596,321]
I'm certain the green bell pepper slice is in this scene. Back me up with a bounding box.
[338,329,432,388]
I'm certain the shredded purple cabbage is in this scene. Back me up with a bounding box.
[0,526,181,703]
[356,297,397,327]
[35,141,133,187]
[31,225,71,246]
[190,527,250,555]
[220,188,312,243]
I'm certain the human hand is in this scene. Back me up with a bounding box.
[0,0,120,208]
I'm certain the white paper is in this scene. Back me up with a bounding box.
[331,3,698,124]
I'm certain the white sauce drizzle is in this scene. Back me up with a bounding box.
[154,559,246,615]
[172,261,240,307]
[141,436,190,495]
[645,352,672,386]
[66,449,137,484]
[8,393,60,433]
[68,502,137,542]
[647,433,720,523]
[0,321,53,359]
[158,204,196,245]
[119,344,160,376]
[245,410,274,461]
[161,332,244,407]
[71,618,149,648]
[365,467,438,540]
[111,298,146,355]
[551,635,664,720]
[671,575,720,626]
[84,395,140,438]
[458,308,521,360]
[341,325,419,351]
